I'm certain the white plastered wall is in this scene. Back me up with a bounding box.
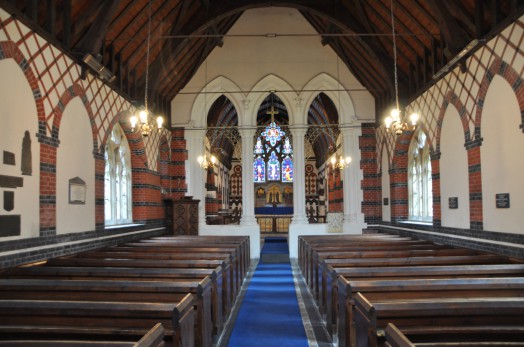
[172,7,375,126]
[56,97,95,234]
[0,59,40,240]
[440,105,470,229]
[481,75,524,234]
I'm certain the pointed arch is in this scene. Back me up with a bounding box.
[191,75,245,127]
[301,72,356,125]
[248,74,297,125]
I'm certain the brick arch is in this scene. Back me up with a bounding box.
[104,111,149,169]
[435,91,472,154]
[0,41,58,235]
[0,41,45,132]
[475,57,524,136]
[51,83,99,153]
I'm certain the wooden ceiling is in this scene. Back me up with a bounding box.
[2,0,524,126]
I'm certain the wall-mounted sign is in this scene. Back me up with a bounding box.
[496,193,510,208]
[448,197,458,209]
[3,191,14,212]
[69,177,86,205]
[383,198,389,206]
[3,151,15,166]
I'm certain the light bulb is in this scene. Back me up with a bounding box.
[139,110,148,123]
[409,112,419,126]
[385,116,393,129]
[391,108,400,121]
[345,156,352,164]
[197,156,204,164]
[210,155,216,164]
[156,116,164,129]
[130,115,138,129]
[331,156,336,165]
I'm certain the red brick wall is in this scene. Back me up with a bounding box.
[360,123,380,224]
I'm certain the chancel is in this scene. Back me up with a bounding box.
[0,0,524,346]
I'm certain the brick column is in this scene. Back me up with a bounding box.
[94,151,105,230]
[466,139,483,231]
[171,128,188,199]
[430,151,441,227]
[37,135,59,236]
[359,124,380,224]
[389,131,412,223]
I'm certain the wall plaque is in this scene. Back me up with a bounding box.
[448,197,458,209]
[3,191,14,212]
[0,215,21,237]
[3,151,15,166]
[496,193,510,208]
[69,177,86,205]
[383,198,389,206]
[0,175,23,188]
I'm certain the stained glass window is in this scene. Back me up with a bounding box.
[267,151,281,181]
[282,156,293,182]
[253,107,293,183]
[283,137,292,155]
[254,137,264,155]
[261,121,285,146]
[253,156,266,183]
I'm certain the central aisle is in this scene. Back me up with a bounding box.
[227,238,309,347]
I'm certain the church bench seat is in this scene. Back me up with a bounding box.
[103,243,241,309]
[316,253,516,317]
[138,235,250,280]
[117,243,243,297]
[354,294,524,347]
[0,297,195,347]
[337,277,524,347]
[0,322,165,347]
[313,247,486,312]
[385,323,524,347]
[1,264,228,323]
[0,278,213,347]
[0,265,226,342]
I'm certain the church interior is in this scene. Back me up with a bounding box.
[0,0,524,346]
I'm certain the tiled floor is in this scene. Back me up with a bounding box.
[216,259,334,347]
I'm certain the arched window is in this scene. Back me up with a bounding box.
[104,124,132,225]
[408,129,432,222]
[253,123,293,183]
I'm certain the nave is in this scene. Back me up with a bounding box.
[218,237,332,347]
[0,232,524,346]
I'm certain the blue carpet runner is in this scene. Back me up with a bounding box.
[227,239,309,347]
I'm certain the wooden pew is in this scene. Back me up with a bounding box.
[385,323,524,347]
[314,247,484,314]
[124,241,244,295]
[0,322,165,346]
[329,263,524,345]
[113,243,240,301]
[354,294,524,347]
[316,251,515,318]
[337,277,524,347]
[0,295,195,347]
[0,265,225,344]
[149,235,250,273]
[0,278,212,347]
[0,266,231,334]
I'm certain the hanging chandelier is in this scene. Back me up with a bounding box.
[384,0,419,135]
[197,154,216,170]
[330,153,352,171]
[129,0,163,137]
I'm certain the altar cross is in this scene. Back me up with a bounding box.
[267,105,279,123]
